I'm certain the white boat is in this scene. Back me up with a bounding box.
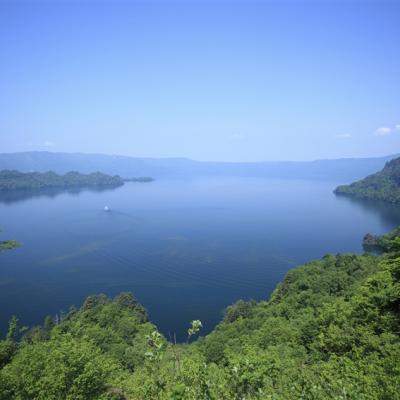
[104,206,110,212]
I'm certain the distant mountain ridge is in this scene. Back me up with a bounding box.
[0,151,398,182]
[335,156,400,204]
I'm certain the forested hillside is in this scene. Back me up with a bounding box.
[0,229,399,399]
[335,157,400,204]
[0,170,124,190]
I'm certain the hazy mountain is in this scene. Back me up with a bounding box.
[0,151,398,182]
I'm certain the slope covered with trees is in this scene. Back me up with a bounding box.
[0,170,124,190]
[0,232,399,399]
[335,156,400,204]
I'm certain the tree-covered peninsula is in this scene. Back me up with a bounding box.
[335,156,400,204]
[363,226,400,252]
[0,170,125,190]
[0,230,399,399]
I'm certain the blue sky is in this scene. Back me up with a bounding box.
[0,0,399,161]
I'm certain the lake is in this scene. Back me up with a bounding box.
[1,178,400,341]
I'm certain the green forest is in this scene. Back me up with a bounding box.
[0,228,399,399]
[0,170,124,191]
[335,156,400,204]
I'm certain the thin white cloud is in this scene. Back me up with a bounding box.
[395,124,400,131]
[43,140,55,147]
[374,127,392,136]
[336,133,352,139]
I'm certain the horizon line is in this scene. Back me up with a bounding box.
[0,150,398,164]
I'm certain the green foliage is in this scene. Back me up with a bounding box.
[6,316,18,342]
[0,231,399,399]
[0,334,120,400]
[187,320,202,342]
[335,156,400,203]
[0,169,124,190]
[145,331,165,362]
[224,299,256,323]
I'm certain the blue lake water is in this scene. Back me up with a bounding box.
[1,178,400,340]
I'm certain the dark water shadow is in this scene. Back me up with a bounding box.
[334,193,400,227]
[0,185,122,205]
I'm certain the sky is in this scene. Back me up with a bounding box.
[0,0,399,162]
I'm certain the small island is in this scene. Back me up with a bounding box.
[0,229,20,252]
[0,240,19,252]
[334,156,400,204]
[0,170,125,191]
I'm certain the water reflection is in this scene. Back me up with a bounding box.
[334,193,400,227]
[0,186,121,205]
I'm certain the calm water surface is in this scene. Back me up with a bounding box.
[1,178,400,340]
